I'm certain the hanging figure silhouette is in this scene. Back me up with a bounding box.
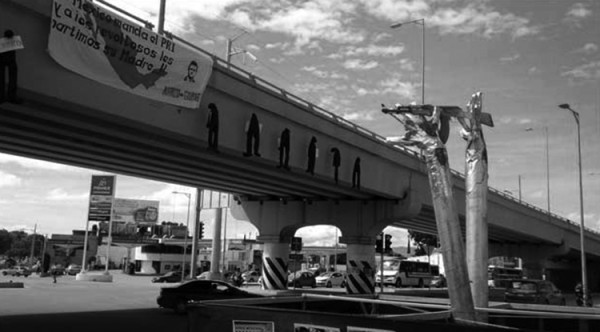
[0,30,22,104]
[244,113,261,157]
[278,128,291,169]
[352,157,361,189]
[306,136,317,175]
[206,103,219,151]
[330,147,341,184]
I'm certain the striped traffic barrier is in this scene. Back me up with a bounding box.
[346,259,375,294]
[262,256,288,290]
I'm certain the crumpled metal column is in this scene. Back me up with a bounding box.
[459,92,493,319]
[386,106,476,322]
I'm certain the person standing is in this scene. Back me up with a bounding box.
[306,136,317,175]
[244,113,261,157]
[206,103,219,151]
[0,29,22,104]
[352,157,361,189]
[330,148,341,184]
[278,128,291,169]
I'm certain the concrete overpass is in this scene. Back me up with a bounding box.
[2,0,600,292]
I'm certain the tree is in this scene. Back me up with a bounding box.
[0,229,12,254]
[408,231,438,257]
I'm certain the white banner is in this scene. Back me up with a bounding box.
[48,0,212,108]
[113,198,160,224]
[0,35,24,53]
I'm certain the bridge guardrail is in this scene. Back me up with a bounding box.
[94,1,597,236]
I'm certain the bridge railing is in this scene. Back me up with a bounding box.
[95,1,598,236]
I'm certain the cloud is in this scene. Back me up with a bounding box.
[528,66,539,75]
[359,0,430,22]
[0,170,21,187]
[429,3,540,39]
[342,59,379,70]
[0,154,76,172]
[46,188,88,201]
[379,76,419,100]
[564,3,592,25]
[339,44,406,58]
[561,60,600,83]
[500,53,520,63]
[574,43,599,54]
[295,225,341,247]
[342,110,376,122]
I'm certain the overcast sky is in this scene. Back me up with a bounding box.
[1,0,599,247]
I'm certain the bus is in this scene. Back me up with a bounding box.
[376,259,437,288]
[487,266,523,287]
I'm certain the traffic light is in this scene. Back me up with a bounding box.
[384,234,392,254]
[375,233,383,253]
[198,222,204,239]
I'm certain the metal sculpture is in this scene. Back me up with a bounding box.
[382,100,477,322]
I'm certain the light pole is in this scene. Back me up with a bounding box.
[173,191,192,282]
[558,103,588,306]
[518,174,522,202]
[390,18,425,104]
[525,126,551,217]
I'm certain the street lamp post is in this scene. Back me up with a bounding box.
[558,103,588,306]
[173,191,192,282]
[391,18,425,104]
[525,126,551,218]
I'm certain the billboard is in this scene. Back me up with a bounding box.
[113,198,160,224]
[88,175,115,222]
[48,0,213,108]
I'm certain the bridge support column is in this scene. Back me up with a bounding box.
[341,236,375,294]
[258,235,289,290]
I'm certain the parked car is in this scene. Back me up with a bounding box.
[49,264,65,275]
[241,270,260,283]
[152,271,183,283]
[1,266,31,277]
[65,264,82,275]
[504,279,566,306]
[157,279,262,313]
[315,272,346,288]
[288,271,316,288]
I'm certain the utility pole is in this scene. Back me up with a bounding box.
[29,224,37,269]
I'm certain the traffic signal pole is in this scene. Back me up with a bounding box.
[189,188,202,279]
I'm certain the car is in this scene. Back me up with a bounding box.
[157,279,262,313]
[241,270,260,283]
[152,271,183,283]
[49,264,65,275]
[288,271,316,288]
[430,275,447,288]
[1,266,31,277]
[504,279,566,306]
[65,264,82,275]
[315,271,346,288]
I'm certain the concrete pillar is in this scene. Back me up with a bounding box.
[342,236,376,294]
[259,236,289,290]
[208,208,223,280]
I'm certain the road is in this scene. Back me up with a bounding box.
[1,271,598,332]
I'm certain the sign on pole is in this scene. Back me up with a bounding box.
[88,175,116,222]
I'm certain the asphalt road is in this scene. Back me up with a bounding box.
[1,271,597,332]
